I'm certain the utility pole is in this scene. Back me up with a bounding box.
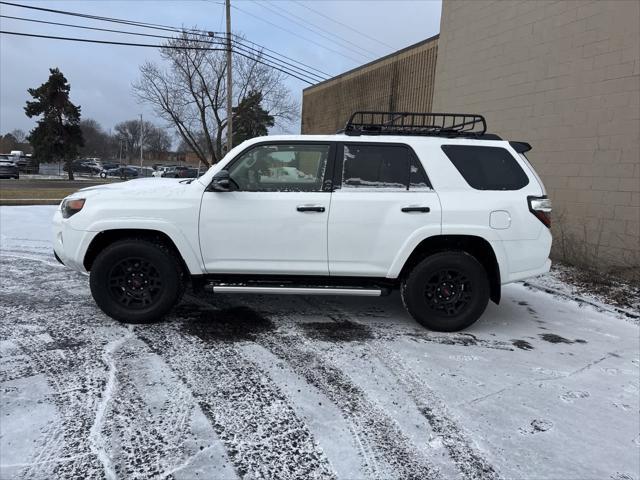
[139,113,144,168]
[225,0,233,153]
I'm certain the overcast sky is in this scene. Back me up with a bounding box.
[0,0,442,139]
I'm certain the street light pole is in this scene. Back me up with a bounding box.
[225,0,233,153]
[139,113,144,168]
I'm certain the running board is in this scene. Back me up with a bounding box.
[211,285,384,296]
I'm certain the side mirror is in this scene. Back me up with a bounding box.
[209,170,234,192]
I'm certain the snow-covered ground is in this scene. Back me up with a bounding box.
[1,206,638,480]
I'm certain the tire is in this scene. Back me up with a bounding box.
[89,238,185,323]
[401,251,490,332]
[100,171,107,179]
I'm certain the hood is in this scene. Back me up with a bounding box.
[72,178,193,199]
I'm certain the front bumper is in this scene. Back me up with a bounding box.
[52,209,98,273]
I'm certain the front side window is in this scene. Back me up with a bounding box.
[441,145,529,190]
[229,144,330,192]
[341,144,430,190]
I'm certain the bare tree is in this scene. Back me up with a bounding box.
[9,129,26,144]
[79,119,117,159]
[114,119,171,162]
[133,30,298,166]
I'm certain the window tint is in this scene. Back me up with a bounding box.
[342,144,430,190]
[229,144,329,192]
[441,145,529,190]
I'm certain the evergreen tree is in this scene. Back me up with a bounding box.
[232,91,275,147]
[25,68,84,179]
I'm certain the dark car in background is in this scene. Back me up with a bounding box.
[161,166,190,178]
[176,167,201,178]
[0,158,19,179]
[64,159,102,176]
[100,166,139,179]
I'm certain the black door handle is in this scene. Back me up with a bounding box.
[297,205,325,212]
[401,206,431,213]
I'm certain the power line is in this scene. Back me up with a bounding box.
[0,14,327,82]
[228,2,366,65]
[256,0,378,59]
[292,0,395,50]
[0,1,331,79]
[0,30,316,84]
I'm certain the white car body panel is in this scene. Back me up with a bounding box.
[328,188,441,276]
[199,190,331,274]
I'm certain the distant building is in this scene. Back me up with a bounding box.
[301,0,640,274]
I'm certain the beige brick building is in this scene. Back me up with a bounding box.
[301,36,439,134]
[302,0,640,273]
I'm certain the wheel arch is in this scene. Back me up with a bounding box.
[398,234,502,304]
[83,229,191,275]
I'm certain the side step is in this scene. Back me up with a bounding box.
[211,285,385,296]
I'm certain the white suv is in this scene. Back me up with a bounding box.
[52,112,552,331]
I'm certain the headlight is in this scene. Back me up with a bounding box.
[61,198,86,218]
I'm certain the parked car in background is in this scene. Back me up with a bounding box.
[0,158,19,179]
[152,165,174,177]
[176,167,201,178]
[64,159,101,176]
[162,165,190,178]
[130,166,156,178]
[99,166,139,179]
[2,152,38,174]
[101,162,119,171]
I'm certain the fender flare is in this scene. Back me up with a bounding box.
[83,218,204,274]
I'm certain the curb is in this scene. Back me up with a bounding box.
[0,199,62,206]
[522,280,639,320]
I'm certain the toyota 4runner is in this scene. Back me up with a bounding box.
[52,112,552,331]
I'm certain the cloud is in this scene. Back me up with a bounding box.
[1,0,441,137]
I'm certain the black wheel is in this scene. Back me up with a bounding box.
[89,239,185,323]
[401,251,489,332]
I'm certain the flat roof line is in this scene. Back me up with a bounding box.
[303,33,439,92]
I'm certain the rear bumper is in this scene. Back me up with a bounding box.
[504,258,551,284]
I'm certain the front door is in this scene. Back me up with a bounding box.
[199,142,333,275]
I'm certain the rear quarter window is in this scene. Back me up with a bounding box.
[441,145,529,190]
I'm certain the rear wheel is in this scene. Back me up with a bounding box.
[401,251,489,332]
[89,239,184,323]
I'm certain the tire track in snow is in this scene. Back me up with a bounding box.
[222,296,443,480]
[302,296,502,480]
[1,257,119,478]
[254,331,442,480]
[239,342,377,480]
[99,337,231,479]
[88,331,132,480]
[136,312,335,480]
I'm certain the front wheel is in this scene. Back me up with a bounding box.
[401,251,489,332]
[89,239,185,323]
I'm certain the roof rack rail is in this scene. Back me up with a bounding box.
[342,111,498,139]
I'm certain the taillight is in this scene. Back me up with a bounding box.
[528,196,552,228]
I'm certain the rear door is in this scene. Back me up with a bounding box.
[328,142,441,277]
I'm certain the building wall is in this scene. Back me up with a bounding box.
[301,36,439,134]
[432,0,640,272]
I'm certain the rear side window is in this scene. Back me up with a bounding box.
[441,145,529,190]
[341,144,431,190]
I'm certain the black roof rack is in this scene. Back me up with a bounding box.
[341,111,501,140]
